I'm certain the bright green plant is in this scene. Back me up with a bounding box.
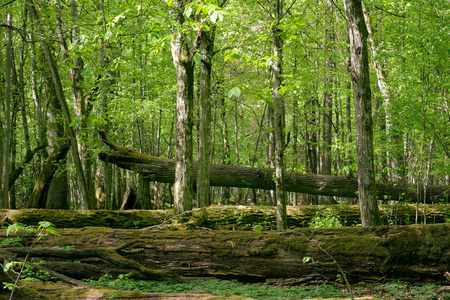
[1,221,61,299]
[309,208,343,228]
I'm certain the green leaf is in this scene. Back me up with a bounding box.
[210,11,218,23]
[279,85,287,96]
[184,6,192,18]
[228,87,242,98]
[196,3,203,15]
[193,52,202,65]
[252,224,263,233]
[302,257,312,263]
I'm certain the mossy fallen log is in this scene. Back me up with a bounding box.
[1,224,449,285]
[98,133,450,203]
[0,204,449,229]
[0,281,255,300]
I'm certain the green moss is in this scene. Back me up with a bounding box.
[247,244,278,257]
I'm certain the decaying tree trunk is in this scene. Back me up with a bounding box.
[98,134,450,203]
[0,204,448,230]
[0,224,449,285]
[28,136,70,208]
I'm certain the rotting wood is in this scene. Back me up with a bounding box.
[0,224,449,285]
[98,133,450,203]
[0,204,449,229]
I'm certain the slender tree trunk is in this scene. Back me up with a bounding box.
[29,31,48,165]
[321,1,334,177]
[271,0,287,230]
[343,0,382,227]
[28,0,90,209]
[2,11,13,208]
[266,105,275,206]
[44,63,69,209]
[99,0,113,210]
[171,0,194,214]
[19,7,31,154]
[362,4,402,183]
[305,96,318,205]
[221,94,231,204]
[197,28,215,208]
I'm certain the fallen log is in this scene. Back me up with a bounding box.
[1,204,449,229]
[98,134,450,203]
[0,224,449,285]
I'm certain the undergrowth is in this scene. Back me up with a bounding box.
[85,274,445,300]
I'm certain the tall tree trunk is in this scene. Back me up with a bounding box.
[305,96,318,205]
[171,0,194,214]
[221,93,231,204]
[343,0,381,227]
[271,0,287,230]
[99,0,113,210]
[19,6,31,154]
[29,31,48,166]
[362,4,401,183]
[28,0,91,209]
[2,11,13,208]
[321,0,334,177]
[44,64,69,209]
[197,27,215,208]
[320,0,336,205]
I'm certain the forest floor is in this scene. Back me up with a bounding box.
[83,275,449,300]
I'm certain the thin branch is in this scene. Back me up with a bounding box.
[374,5,406,18]
[0,0,17,9]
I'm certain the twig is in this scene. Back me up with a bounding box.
[292,231,354,300]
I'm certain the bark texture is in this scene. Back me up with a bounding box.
[344,0,381,226]
[271,0,287,230]
[197,27,215,208]
[171,0,194,214]
[28,135,70,208]
[0,224,449,284]
[98,136,450,203]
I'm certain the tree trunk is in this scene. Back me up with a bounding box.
[100,0,113,210]
[19,6,31,154]
[43,60,69,210]
[2,11,13,209]
[1,224,448,284]
[8,145,47,189]
[197,27,215,208]
[27,0,91,209]
[343,0,382,227]
[28,136,70,208]
[221,91,231,204]
[362,3,402,184]
[136,175,152,209]
[271,0,287,230]
[29,30,48,166]
[171,0,194,214]
[98,136,450,203]
[321,1,333,177]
